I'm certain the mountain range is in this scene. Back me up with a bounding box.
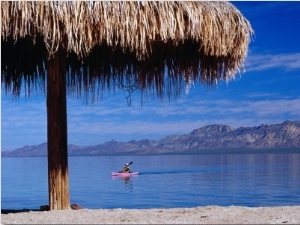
[2,120,300,157]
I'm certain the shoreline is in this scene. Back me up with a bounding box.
[2,205,300,224]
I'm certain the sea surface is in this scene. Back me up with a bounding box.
[2,151,300,210]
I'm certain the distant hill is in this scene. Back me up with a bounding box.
[2,120,300,157]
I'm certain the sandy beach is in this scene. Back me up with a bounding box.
[1,205,300,224]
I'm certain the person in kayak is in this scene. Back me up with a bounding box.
[121,163,131,173]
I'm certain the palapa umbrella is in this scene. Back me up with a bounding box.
[1,1,253,210]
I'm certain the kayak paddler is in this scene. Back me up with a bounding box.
[121,162,131,173]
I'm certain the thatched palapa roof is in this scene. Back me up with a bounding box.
[1,1,253,101]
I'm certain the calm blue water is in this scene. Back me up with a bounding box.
[2,153,300,210]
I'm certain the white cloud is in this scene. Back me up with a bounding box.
[65,97,300,145]
[246,53,300,72]
[2,91,300,150]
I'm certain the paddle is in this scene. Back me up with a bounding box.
[129,162,133,172]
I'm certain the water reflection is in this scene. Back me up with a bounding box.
[112,176,136,190]
[122,176,130,184]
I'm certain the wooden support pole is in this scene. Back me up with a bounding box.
[46,48,70,210]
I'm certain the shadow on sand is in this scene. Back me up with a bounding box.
[2,204,83,214]
[1,209,41,214]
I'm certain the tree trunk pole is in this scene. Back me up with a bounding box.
[46,48,70,210]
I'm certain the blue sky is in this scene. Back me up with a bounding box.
[1,1,300,151]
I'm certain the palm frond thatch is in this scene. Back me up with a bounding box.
[1,1,253,101]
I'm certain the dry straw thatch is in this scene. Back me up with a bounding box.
[1,1,253,101]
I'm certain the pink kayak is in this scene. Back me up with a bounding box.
[111,172,138,177]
